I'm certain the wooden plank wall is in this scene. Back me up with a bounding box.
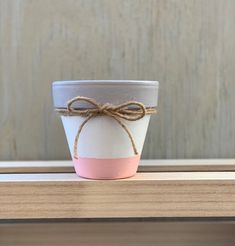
[0,0,235,160]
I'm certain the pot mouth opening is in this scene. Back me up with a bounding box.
[53,80,159,87]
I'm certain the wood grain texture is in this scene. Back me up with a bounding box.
[0,0,235,160]
[2,171,235,219]
[2,159,235,173]
[1,222,235,246]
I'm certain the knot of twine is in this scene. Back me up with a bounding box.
[56,96,157,160]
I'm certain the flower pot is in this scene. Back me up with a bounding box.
[52,80,159,179]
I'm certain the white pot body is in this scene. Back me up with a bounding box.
[61,115,151,159]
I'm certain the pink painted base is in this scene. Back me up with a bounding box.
[73,155,140,180]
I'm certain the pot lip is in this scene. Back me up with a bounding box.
[53,80,159,87]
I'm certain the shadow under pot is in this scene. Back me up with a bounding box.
[52,80,159,180]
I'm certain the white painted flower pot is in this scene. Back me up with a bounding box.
[52,80,159,179]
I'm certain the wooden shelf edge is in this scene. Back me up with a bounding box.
[1,171,235,219]
[1,159,235,173]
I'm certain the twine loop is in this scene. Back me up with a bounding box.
[56,96,157,160]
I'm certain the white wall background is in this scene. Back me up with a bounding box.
[0,0,235,160]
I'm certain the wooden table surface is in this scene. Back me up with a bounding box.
[1,159,235,246]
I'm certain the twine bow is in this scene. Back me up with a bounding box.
[56,96,157,159]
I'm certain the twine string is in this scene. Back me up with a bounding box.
[56,96,157,159]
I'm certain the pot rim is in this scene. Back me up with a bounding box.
[53,80,159,87]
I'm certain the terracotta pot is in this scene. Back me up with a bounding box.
[52,80,159,179]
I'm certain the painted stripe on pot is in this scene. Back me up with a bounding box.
[73,155,140,180]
